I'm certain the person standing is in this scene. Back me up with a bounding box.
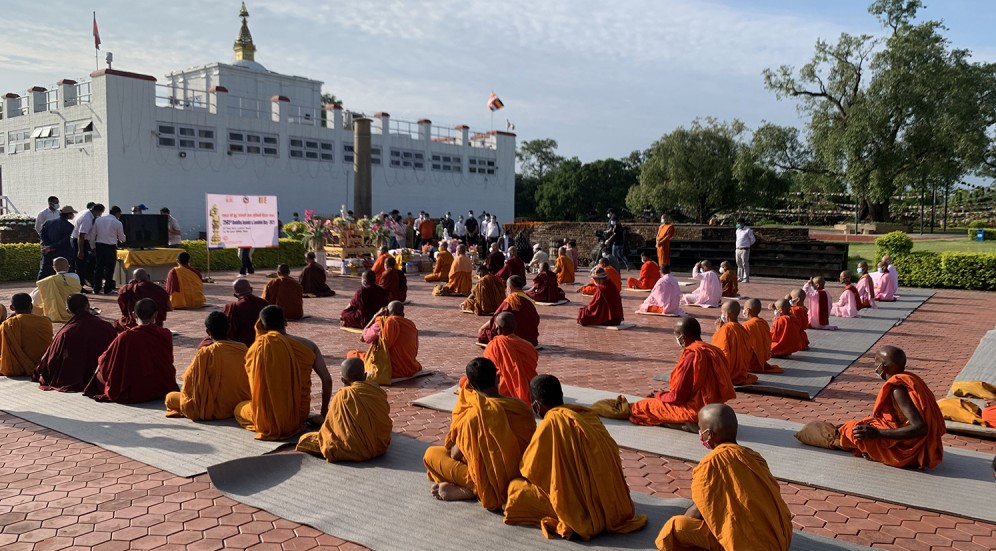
[463,210,479,249]
[442,211,455,237]
[74,203,102,292]
[35,196,61,236]
[453,215,466,244]
[484,214,501,250]
[655,213,676,268]
[734,218,756,283]
[605,210,629,271]
[161,207,182,247]
[239,247,255,276]
[91,206,126,294]
[39,206,77,280]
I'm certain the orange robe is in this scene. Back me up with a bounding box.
[235,327,316,440]
[377,268,407,303]
[0,313,54,377]
[656,443,792,551]
[480,293,541,346]
[555,255,575,284]
[296,379,392,462]
[626,261,661,290]
[461,274,505,315]
[983,405,996,428]
[83,324,178,403]
[165,340,250,421]
[371,252,390,280]
[742,317,782,373]
[629,340,736,425]
[349,315,422,384]
[711,322,758,385]
[770,315,805,358]
[165,265,206,309]
[789,304,811,348]
[424,384,536,511]
[720,270,738,297]
[484,334,539,403]
[655,223,675,268]
[580,266,621,295]
[434,254,473,296]
[504,405,647,540]
[424,250,453,282]
[838,372,945,469]
[262,275,305,320]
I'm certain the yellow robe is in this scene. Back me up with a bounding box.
[168,266,206,309]
[35,273,82,322]
[165,340,251,421]
[424,250,454,282]
[0,313,54,377]
[296,379,392,462]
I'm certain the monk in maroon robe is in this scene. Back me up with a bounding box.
[577,267,624,326]
[485,243,506,275]
[113,269,171,331]
[222,278,269,347]
[83,298,179,403]
[495,246,527,283]
[478,275,540,346]
[298,252,335,297]
[377,256,408,303]
[526,263,567,303]
[33,294,118,392]
[340,270,391,329]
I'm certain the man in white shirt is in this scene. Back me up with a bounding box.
[734,218,757,283]
[91,205,127,294]
[484,215,501,249]
[35,196,61,236]
[73,203,103,292]
[160,207,182,246]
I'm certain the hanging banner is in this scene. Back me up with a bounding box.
[205,194,279,250]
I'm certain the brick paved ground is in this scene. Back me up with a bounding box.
[1,269,994,550]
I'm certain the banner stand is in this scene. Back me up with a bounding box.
[205,245,215,284]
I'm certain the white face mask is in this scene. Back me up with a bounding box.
[675,335,685,347]
[51,203,60,210]
[719,267,725,274]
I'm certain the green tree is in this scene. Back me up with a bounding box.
[516,139,564,179]
[514,173,541,219]
[535,158,636,221]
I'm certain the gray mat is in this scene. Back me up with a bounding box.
[208,434,869,551]
[0,377,287,477]
[654,290,934,400]
[943,330,996,439]
[412,385,996,524]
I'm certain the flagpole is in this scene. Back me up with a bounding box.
[93,11,100,70]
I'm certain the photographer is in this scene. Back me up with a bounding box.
[604,209,629,271]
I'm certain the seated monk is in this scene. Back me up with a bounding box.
[263,264,305,320]
[0,293,55,377]
[432,245,473,296]
[424,358,536,509]
[485,242,505,276]
[605,318,734,429]
[235,305,333,440]
[711,300,757,386]
[803,276,837,330]
[638,264,685,316]
[483,313,539,403]
[222,278,269,347]
[370,245,390,280]
[34,294,116,392]
[461,265,505,315]
[719,260,738,298]
[479,276,540,346]
[298,252,335,297]
[874,258,898,302]
[554,246,575,284]
[528,243,549,274]
[424,245,453,282]
[656,404,792,551]
[855,261,877,310]
[340,270,390,329]
[348,300,422,384]
[770,299,806,358]
[579,258,620,295]
[525,263,566,303]
[504,374,648,540]
[296,358,392,462]
[626,251,661,290]
[495,246,527,283]
[377,256,408,303]
[787,289,811,349]
[31,257,81,322]
[833,345,945,469]
[83,298,178,403]
[831,271,860,318]
[165,312,250,420]
[577,267,624,327]
[165,252,206,309]
[741,298,782,374]
[114,269,171,331]
[680,260,721,308]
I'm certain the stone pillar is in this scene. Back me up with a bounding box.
[58,80,78,108]
[3,93,20,118]
[332,104,343,129]
[375,112,390,135]
[28,87,47,113]
[417,119,432,142]
[456,124,470,146]
[271,95,289,123]
[209,86,228,115]
[353,118,373,218]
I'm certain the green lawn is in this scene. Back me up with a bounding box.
[847,238,996,272]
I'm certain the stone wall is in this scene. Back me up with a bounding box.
[0,226,38,244]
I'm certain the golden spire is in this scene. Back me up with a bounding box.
[233,2,256,62]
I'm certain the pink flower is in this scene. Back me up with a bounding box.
[304,209,315,222]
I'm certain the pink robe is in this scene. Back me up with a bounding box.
[856,274,877,310]
[874,269,898,302]
[680,268,721,308]
[830,285,860,318]
[803,282,836,330]
[639,274,685,316]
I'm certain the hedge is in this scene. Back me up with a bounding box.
[966,228,996,241]
[179,239,307,271]
[874,230,914,260]
[892,252,943,288]
[892,251,996,290]
[0,243,41,282]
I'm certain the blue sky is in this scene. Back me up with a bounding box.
[1,1,993,162]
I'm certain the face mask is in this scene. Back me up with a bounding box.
[699,429,712,449]
[856,267,864,274]
[719,315,727,324]
[610,220,616,226]
[675,335,685,348]
[736,224,742,229]
[52,203,60,210]
[878,268,885,273]
[719,267,725,274]
[531,402,542,418]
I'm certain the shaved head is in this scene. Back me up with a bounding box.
[52,257,69,272]
[465,357,498,392]
[387,300,404,316]
[11,293,33,314]
[205,311,229,340]
[789,288,805,303]
[701,260,713,270]
[774,298,791,314]
[508,275,525,291]
[385,256,397,269]
[674,317,701,342]
[178,252,191,266]
[341,358,366,384]
[277,264,291,276]
[233,278,253,295]
[721,300,741,318]
[840,271,851,284]
[495,312,516,335]
[508,246,517,257]
[875,345,907,379]
[134,298,158,323]
[698,403,739,445]
[812,276,826,289]
[362,270,376,286]
[133,268,150,282]
[530,374,564,409]
[66,294,89,315]
[744,298,761,316]
[259,305,286,331]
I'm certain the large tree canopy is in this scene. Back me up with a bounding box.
[535,158,636,221]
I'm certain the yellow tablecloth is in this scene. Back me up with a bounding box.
[116,248,181,269]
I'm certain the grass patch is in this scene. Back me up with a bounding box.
[847,239,996,272]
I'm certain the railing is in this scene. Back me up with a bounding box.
[386,118,419,140]
[43,90,59,112]
[155,84,207,110]
[430,125,458,143]
[288,105,318,126]
[65,82,92,107]
[0,196,20,214]
[227,95,267,119]
[15,96,28,116]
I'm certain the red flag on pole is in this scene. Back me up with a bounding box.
[93,12,101,50]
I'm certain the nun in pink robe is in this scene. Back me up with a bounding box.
[680,263,721,308]
[638,273,685,316]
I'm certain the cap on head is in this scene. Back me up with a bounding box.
[259,305,286,331]
[60,206,78,215]
[530,374,564,408]
[11,293,32,313]
[465,357,498,391]
[341,357,366,384]
[134,298,157,322]
[205,311,229,340]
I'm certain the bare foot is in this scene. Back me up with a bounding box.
[430,483,442,499]
[434,482,476,502]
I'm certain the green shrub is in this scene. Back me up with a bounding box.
[892,252,943,288]
[0,243,41,281]
[967,220,989,229]
[180,239,307,272]
[940,252,996,291]
[874,231,914,259]
[966,228,996,241]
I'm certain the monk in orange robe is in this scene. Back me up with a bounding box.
[298,252,335,297]
[0,293,54,377]
[741,298,783,373]
[655,214,676,268]
[347,301,422,384]
[222,279,269,347]
[263,264,305,320]
[235,305,333,440]
[656,404,792,551]
[83,298,179,403]
[483,313,539,403]
[165,312,250,420]
[770,299,806,358]
[787,289,811,349]
[554,246,575,284]
[371,246,390,280]
[579,258,620,295]
[377,256,407,303]
[433,245,473,296]
[165,252,206,309]
[710,300,757,385]
[114,269,171,330]
[526,263,566,303]
[296,358,392,462]
[835,345,945,469]
[461,266,505,315]
[479,276,540,346]
[626,251,661,290]
[424,247,453,282]
[34,294,117,392]
[719,260,738,297]
[424,358,535,509]
[504,374,648,540]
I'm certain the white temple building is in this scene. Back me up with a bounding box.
[0,3,515,237]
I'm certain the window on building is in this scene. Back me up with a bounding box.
[65,120,94,145]
[157,123,214,150]
[0,134,5,155]
[431,153,462,172]
[228,130,278,157]
[344,143,353,163]
[290,137,334,161]
[8,130,30,154]
[390,148,426,169]
[32,125,61,151]
[371,146,382,165]
[342,143,382,164]
[468,157,496,175]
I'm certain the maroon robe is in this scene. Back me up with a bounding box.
[378,269,408,303]
[114,280,171,331]
[478,293,540,346]
[83,324,178,403]
[33,312,118,392]
[577,281,624,326]
[525,271,566,303]
[340,284,391,328]
[486,251,506,275]
[223,294,268,347]
[299,262,335,297]
[495,256,526,283]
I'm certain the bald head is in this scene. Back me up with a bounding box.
[341,358,366,385]
[812,276,826,289]
[277,264,291,276]
[721,300,741,320]
[387,300,404,316]
[875,345,907,379]
[789,288,805,304]
[233,278,253,295]
[385,256,397,269]
[465,357,499,393]
[259,305,286,331]
[508,246,518,257]
[698,403,739,445]
[52,257,70,273]
[133,268,151,282]
[177,252,191,266]
[134,298,158,324]
[674,317,701,343]
[508,275,525,291]
[774,298,791,314]
[66,293,90,315]
[744,298,761,317]
[839,271,851,284]
[701,260,713,271]
[495,312,516,335]
[362,270,377,286]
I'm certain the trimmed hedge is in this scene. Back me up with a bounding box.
[892,252,943,288]
[0,243,41,282]
[966,228,996,241]
[892,251,996,290]
[179,239,307,271]
[874,230,914,260]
